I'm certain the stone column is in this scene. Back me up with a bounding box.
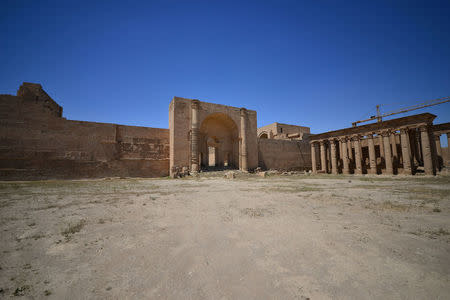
[434,134,442,171]
[400,127,412,175]
[340,137,350,174]
[330,139,338,175]
[327,143,332,173]
[378,135,385,160]
[240,108,248,172]
[382,131,393,175]
[311,142,317,173]
[353,135,363,175]
[416,130,423,164]
[191,100,200,173]
[419,125,434,175]
[320,140,327,172]
[390,133,398,169]
[348,139,353,163]
[367,134,377,174]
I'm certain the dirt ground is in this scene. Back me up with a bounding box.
[0,172,449,299]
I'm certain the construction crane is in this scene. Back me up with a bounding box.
[351,96,450,127]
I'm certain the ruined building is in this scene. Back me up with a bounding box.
[0,83,448,180]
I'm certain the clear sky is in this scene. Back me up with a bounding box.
[1,0,449,145]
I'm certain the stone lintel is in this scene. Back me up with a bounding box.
[310,113,436,142]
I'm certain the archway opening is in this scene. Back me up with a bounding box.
[200,113,239,171]
[259,132,268,139]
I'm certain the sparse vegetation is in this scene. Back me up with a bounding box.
[62,220,86,241]
[0,173,449,298]
[13,285,30,296]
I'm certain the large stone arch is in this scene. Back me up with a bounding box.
[199,112,239,169]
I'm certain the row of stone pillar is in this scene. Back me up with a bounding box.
[310,124,440,175]
[190,100,249,173]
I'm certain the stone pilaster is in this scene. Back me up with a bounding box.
[190,100,200,173]
[400,127,412,175]
[367,134,377,174]
[329,139,338,175]
[240,108,248,172]
[382,130,393,175]
[419,125,434,175]
[353,135,363,175]
[311,142,317,173]
[320,140,327,172]
[340,137,350,174]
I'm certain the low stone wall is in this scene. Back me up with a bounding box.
[258,139,311,171]
[0,85,169,180]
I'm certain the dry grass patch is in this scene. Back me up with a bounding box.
[62,219,86,241]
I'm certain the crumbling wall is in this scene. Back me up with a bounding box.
[258,139,311,171]
[0,84,169,180]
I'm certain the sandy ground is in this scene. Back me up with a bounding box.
[0,172,449,299]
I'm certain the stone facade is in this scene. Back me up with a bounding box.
[0,83,448,179]
[169,96,258,176]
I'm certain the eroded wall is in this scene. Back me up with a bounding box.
[0,84,169,180]
[258,139,311,171]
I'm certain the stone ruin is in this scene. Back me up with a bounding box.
[0,82,448,179]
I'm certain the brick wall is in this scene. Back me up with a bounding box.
[258,139,311,171]
[0,84,169,180]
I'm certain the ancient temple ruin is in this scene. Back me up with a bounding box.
[0,82,448,180]
[309,114,450,176]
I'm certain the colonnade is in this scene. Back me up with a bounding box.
[310,124,445,176]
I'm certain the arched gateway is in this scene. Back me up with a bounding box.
[200,113,239,169]
[169,97,258,177]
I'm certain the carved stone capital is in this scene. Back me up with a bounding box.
[191,99,200,109]
[350,134,361,141]
[399,126,409,134]
[338,136,348,143]
[240,108,247,117]
[417,123,429,132]
[328,137,337,143]
[379,130,391,137]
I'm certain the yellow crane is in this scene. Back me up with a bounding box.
[352,96,450,127]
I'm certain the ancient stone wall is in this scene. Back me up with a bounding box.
[258,139,311,171]
[0,84,169,180]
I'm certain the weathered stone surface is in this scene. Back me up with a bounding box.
[224,171,236,179]
[0,84,169,180]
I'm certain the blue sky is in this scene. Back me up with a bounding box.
[1,0,449,145]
